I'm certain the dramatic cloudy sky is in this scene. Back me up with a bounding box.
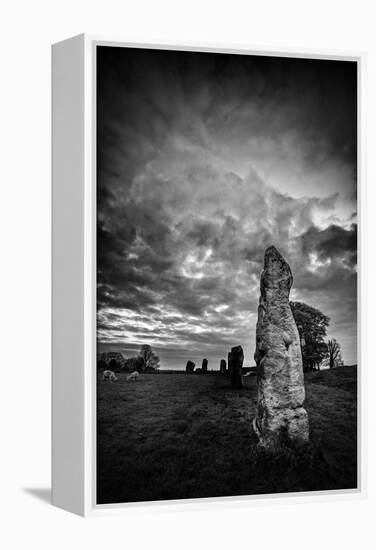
[97,46,357,369]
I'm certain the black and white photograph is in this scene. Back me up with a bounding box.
[96,45,357,505]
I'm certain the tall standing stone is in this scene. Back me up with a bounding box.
[253,246,309,446]
[202,358,208,373]
[186,360,195,374]
[220,359,227,374]
[228,345,244,389]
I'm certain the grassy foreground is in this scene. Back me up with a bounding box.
[97,366,357,504]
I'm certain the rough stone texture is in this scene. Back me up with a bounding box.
[202,358,208,373]
[228,345,244,389]
[186,360,195,374]
[220,359,227,374]
[253,246,309,446]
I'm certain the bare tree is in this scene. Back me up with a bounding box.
[139,344,160,371]
[327,339,342,369]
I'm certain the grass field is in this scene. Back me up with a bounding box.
[97,366,357,504]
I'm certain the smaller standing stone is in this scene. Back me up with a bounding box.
[220,359,227,374]
[202,358,208,373]
[228,345,244,389]
[227,351,233,376]
[186,360,195,374]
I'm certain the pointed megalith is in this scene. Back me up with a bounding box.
[253,246,309,446]
[202,358,208,373]
[228,345,244,389]
[220,359,227,374]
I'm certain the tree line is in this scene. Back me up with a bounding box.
[290,301,343,371]
[98,344,160,373]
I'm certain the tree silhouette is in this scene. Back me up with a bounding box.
[123,356,144,372]
[290,301,330,371]
[327,339,343,368]
[108,358,119,371]
[139,344,160,372]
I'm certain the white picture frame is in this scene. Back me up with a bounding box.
[52,34,365,517]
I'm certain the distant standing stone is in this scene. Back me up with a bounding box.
[186,360,195,374]
[228,345,244,389]
[227,351,232,376]
[220,359,227,374]
[202,358,208,373]
[253,246,309,446]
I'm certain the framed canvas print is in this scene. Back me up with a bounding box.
[52,35,364,516]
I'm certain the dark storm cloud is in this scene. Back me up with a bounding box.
[97,46,357,366]
[299,223,357,267]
